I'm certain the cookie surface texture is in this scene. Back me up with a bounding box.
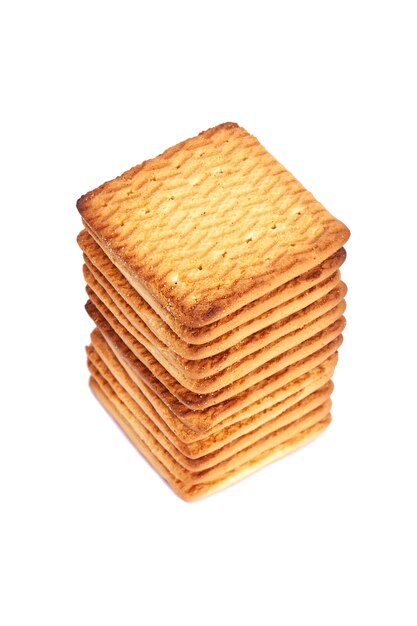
[78,123,349,327]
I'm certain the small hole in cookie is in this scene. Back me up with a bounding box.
[144,209,150,215]
[222,251,227,258]
[167,271,179,285]
[198,264,203,271]
[271,224,277,230]
[246,237,252,243]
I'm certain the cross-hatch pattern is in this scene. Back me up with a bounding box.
[78,123,349,326]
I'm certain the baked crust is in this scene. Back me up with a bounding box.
[78,123,349,327]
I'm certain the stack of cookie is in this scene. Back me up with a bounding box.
[77,123,349,501]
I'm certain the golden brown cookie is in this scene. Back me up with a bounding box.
[78,228,346,349]
[88,342,335,458]
[77,123,349,327]
[90,327,341,437]
[90,376,332,501]
[84,263,346,378]
[86,297,346,394]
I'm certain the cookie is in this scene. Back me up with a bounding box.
[77,123,349,327]
[88,342,335,458]
[90,376,332,500]
[90,327,341,437]
[86,297,346,394]
[84,262,346,378]
[87,310,345,422]
[79,228,346,349]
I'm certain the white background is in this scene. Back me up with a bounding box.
[1,1,416,624]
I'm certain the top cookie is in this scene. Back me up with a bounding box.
[77,123,349,327]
